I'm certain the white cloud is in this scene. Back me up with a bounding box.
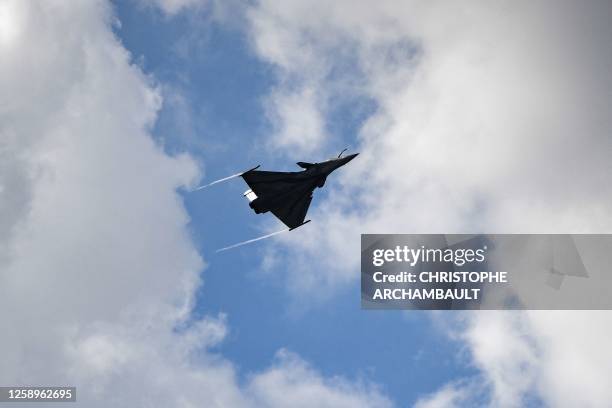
[0,1,391,406]
[248,349,392,408]
[413,382,471,408]
[459,312,539,407]
[248,0,612,290]
[264,85,327,154]
[247,0,612,406]
[462,311,612,408]
[247,0,612,291]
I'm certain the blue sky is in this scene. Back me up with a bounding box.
[112,2,474,404]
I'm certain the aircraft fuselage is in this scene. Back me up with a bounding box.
[248,153,358,214]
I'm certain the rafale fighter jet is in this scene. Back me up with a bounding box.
[240,149,358,230]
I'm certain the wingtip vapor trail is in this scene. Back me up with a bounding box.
[193,172,243,191]
[193,165,261,192]
[216,228,289,253]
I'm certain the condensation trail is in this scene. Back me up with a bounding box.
[216,228,289,253]
[193,172,243,191]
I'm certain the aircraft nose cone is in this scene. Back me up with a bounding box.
[339,152,359,165]
[345,153,359,161]
[332,152,359,171]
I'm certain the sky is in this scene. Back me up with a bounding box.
[1,0,612,407]
[113,1,468,403]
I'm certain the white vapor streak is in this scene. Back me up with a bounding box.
[193,172,243,190]
[216,228,289,253]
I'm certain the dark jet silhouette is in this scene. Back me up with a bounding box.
[241,150,358,230]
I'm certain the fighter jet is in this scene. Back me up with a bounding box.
[240,149,358,230]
